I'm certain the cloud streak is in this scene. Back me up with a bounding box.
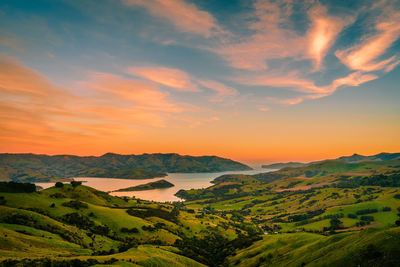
[122,0,222,37]
[335,12,400,72]
[307,5,353,70]
[0,55,190,152]
[125,66,200,92]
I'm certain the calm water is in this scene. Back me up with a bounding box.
[36,168,274,202]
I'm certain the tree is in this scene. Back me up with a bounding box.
[71,181,82,188]
[55,182,64,188]
[330,217,343,230]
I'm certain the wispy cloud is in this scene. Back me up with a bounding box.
[262,71,378,106]
[335,12,400,72]
[0,34,24,52]
[0,55,190,151]
[126,64,240,103]
[306,5,353,70]
[207,0,398,107]
[211,0,302,71]
[197,79,238,102]
[125,66,200,92]
[122,0,223,37]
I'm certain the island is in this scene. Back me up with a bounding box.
[113,179,174,192]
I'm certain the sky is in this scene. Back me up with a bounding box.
[0,0,400,165]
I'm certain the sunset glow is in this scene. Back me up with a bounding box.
[1,0,399,164]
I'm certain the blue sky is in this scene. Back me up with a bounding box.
[0,0,399,163]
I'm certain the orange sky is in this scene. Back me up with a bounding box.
[1,0,400,165]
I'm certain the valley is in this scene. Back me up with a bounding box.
[0,153,399,266]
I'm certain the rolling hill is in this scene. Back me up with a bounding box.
[262,152,400,170]
[1,157,400,266]
[0,153,251,182]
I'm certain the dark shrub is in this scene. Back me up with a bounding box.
[71,181,82,187]
[360,215,374,222]
[55,182,64,188]
[141,225,156,232]
[121,227,139,233]
[356,209,378,215]
[0,182,36,193]
[50,192,66,198]
[62,200,88,209]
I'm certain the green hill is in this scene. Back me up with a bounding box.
[228,228,400,267]
[0,153,251,182]
[0,182,255,266]
[1,158,400,266]
[262,152,400,170]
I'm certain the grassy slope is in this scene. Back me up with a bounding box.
[1,159,400,266]
[0,184,240,265]
[229,227,400,267]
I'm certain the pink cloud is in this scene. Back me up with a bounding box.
[306,6,353,70]
[266,96,305,106]
[210,1,351,72]
[330,71,378,90]
[122,0,222,37]
[125,66,200,92]
[234,71,330,94]
[211,0,303,71]
[258,107,270,112]
[0,56,196,152]
[0,55,59,97]
[198,79,238,102]
[79,72,184,113]
[253,70,378,108]
[335,12,400,72]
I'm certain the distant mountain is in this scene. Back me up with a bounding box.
[262,162,306,169]
[336,152,400,162]
[262,152,400,170]
[0,153,251,182]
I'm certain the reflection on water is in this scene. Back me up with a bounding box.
[36,168,274,202]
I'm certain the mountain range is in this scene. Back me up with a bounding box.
[262,152,400,169]
[0,153,251,182]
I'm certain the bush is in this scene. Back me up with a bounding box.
[55,182,64,188]
[0,182,36,193]
[0,196,6,205]
[348,213,357,219]
[360,215,374,222]
[71,181,82,187]
[62,200,88,209]
[356,209,378,215]
[141,225,156,232]
[121,227,139,233]
[50,192,66,198]
[382,207,392,212]
[60,212,94,229]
